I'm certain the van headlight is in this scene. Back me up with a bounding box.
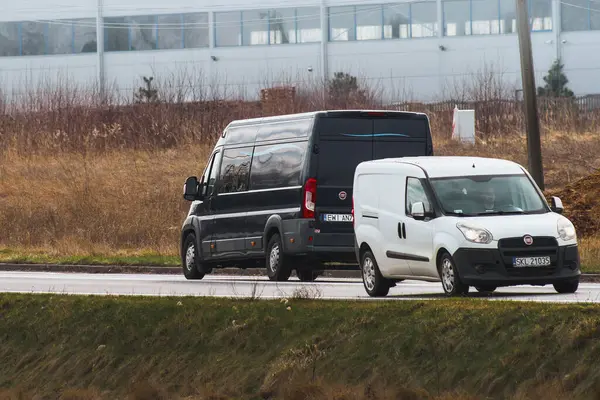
[456,222,493,244]
[557,217,576,241]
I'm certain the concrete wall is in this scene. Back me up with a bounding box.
[0,0,597,103]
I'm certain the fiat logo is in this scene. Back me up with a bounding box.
[339,191,347,200]
[523,235,533,246]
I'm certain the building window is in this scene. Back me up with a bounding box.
[330,2,439,42]
[530,0,552,31]
[383,3,410,39]
[105,12,208,52]
[216,7,321,46]
[561,0,589,31]
[21,21,46,56]
[129,15,158,51]
[0,19,98,57]
[242,10,269,45]
[411,1,438,37]
[443,0,551,36]
[0,22,21,56]
[500,0,517,33]
[104,17,130,51]
[329,6,355,41]
[183,13,209,48]
[74,19,98,53]
[471,0,501,35]
[157,14,183,50]
[443,0,470,36]
[356,5,383,40]
[214,11,242,46]
[268,8,296,44]
[296,7,321,42]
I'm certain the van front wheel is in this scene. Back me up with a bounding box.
[553,279,579,294]
[439,252,469,296]
[182,233,205,280]
[361,251,390,297]
[266,233,292,281]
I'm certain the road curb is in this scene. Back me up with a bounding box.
[1,263,598,282]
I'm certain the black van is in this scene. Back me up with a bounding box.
[181,110,434,281]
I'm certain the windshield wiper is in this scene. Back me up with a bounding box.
[445,211,477,217]
[475,210,525,216]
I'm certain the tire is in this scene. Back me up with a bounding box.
[553,279,579,294]
[182,233,205,280]
[297,269,320,282]
[475,285,497,293]
[266,233,292,281]
[438,252,469,296]
[361,250,390,297]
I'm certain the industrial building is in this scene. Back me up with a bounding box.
[0,0,597,102]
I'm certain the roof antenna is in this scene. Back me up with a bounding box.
[472,163,476,168]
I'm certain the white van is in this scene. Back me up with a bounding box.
[352,156,580,297]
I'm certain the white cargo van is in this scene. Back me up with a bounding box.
[352,156,580,297]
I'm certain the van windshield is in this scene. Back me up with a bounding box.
[428,174,548,216]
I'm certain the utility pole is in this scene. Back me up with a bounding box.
[516,0,544,190]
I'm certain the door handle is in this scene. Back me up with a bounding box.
[398,222,406,239]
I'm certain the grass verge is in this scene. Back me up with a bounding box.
[1,295,600,399]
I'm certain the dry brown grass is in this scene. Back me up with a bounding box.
[1,72,600,266]
[1,133,599,262]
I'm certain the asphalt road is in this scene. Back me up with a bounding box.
[2,271,600,303]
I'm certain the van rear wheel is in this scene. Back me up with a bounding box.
[266,233,292,281]
[439,252,469,296]
[361,250,390,297]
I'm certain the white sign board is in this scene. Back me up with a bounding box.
[451,106,476,145]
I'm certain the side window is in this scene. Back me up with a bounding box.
[203,150,223,197]
[249,141,307,190]
[218,146,253,194]
[406,177,431,216]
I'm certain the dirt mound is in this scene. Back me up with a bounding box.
[547,169,600,237]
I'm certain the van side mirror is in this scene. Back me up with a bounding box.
[183,176,202,201]
[550,196,564,214]
[411,202,426,220]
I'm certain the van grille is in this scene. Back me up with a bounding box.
[498,236,559,276]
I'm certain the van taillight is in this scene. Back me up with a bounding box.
[303,178,317,219]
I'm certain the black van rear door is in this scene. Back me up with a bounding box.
[313,112,430,250]
[313,115,373,249]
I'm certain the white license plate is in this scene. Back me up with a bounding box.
[513,256,551,267]
[322,214,353,222]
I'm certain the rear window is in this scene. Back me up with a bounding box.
[373,118,428,138]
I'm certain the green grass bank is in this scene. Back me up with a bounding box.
[2,295,600,400]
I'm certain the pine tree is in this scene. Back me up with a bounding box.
[537,59,574,97]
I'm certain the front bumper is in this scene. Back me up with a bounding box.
[453,244,580,287]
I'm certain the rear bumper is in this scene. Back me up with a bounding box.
[281,218,356,264]
[452,245,580,287]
